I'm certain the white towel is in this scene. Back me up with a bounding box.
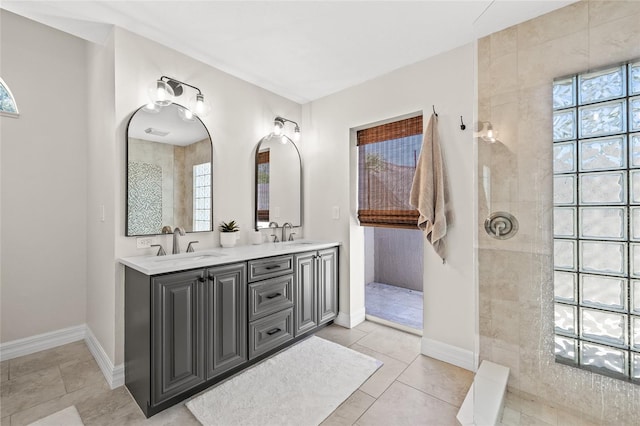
[409,113,447,261]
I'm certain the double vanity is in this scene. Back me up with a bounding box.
[120,240,339,417]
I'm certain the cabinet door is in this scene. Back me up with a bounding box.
[318,247,339,324]
[207,263,247,379]
[294,252,318,336]
[152,270,205,405]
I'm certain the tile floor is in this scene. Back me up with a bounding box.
[365,282,423,330]
[1,322,591,425]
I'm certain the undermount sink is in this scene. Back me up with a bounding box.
[152,251,226,263]
[278,240,318,247]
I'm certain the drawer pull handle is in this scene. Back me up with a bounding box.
[264,265,281,270]
[266,328,281,336]
[266,293,282,299]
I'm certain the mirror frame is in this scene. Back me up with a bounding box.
[125,103,214,236]
[254,134,303,230]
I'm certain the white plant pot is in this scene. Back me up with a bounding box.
[220,232,238,248]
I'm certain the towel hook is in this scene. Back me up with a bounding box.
[460,116,466,130]
[432,105,438,117]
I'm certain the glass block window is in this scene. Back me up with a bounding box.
[0,77,19,117]
[553,61,640,383]
[192,162,211,232]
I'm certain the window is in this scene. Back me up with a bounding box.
[193,162,211,232]
[357,115,423,228]
[0,77,19,117]
[553,60,640,383]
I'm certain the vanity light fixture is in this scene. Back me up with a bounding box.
[272,116,301,143]
[148,76,211,118]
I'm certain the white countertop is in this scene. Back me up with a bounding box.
[119,239,340,275]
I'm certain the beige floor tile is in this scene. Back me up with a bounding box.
[353,321,387,334]
[355,326,420,364]
[500,406,521,425]
[75,385,136,425]
[320,390,375,426]
[9,342,92,379]
[9,382,110,426]
[396,355,473,407]
[139,402,200,426]
[519,396,557,426]
[349,344,408,398]
[0,416,9,426]
[0,366,66,417]
[1,361,9,383]
[356,381,458,426]
[81,400,143,426]
[59,357,105,393]
[519,413,554,426]
[315,324,368,348]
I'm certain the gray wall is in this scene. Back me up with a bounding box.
[1,10,88,343]
[371,227,423,291]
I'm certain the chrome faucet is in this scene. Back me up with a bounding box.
[282,222,293,242]
[172,227,185,254]
[268,222,279,242]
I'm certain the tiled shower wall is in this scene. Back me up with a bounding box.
[477,1,640,422]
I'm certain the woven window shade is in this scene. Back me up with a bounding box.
[357,116,423,229]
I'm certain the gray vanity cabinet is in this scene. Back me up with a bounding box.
[206,263,247,379]
[317,247,339,324]
[124,244,338,417]
[247,255,295,359]
[294,252,318,335]
[152,269,206,405]
[294,247,338,336]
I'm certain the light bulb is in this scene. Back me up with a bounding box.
[143,102,160,113]
[147,79,174,107]
[178,107,196,122]
[189,93,211,117]
[281,135,288,144]
[486,128,494,139]
[293,126,301,142]
[273,119,284,136]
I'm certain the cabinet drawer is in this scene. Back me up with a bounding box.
[248,275,294,321]
[248,255,294,282]
[248,308,293,359]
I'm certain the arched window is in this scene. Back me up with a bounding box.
[0,77,19,117]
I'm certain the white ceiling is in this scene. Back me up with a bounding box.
[1,1,577,103]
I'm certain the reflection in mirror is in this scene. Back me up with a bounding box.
[126,103,212,236]
[255,134,301,229]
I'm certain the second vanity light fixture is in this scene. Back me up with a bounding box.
[147,76,211,118]
[273,116,301,143]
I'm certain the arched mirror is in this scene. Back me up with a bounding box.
[255,134,301,229]
[126,103,212,236]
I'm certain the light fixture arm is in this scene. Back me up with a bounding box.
[160,75,203,96]
[275,116,299,129]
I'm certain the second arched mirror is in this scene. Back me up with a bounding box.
[255,134,301,229]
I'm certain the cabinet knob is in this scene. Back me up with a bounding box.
[266,328,281,336]
[198,276,206,283]
[266,293,282,299]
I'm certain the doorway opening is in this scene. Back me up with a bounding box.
[364,226,423,332]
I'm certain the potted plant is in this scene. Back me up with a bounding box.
[219,220,240,248]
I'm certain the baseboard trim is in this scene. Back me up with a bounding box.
[0,325,86,361]
[334,307,366,328]
[421,337,478,372]
[85,327,124,389]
